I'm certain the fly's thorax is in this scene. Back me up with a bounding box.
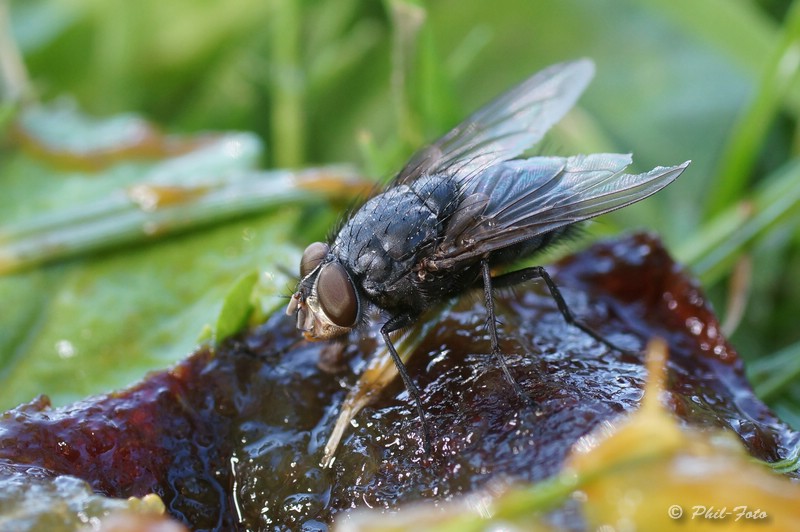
[333,180,459,283]
[410,173,460,219]
[286,243,361,341]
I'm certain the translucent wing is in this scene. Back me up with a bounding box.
[429,154,690,268]
[394,59,595,185]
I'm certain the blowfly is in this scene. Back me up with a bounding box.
[286,59,690,449]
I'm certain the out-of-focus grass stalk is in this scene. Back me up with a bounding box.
[386,0,425,150]
[0,166,361,274]
[444,26,492,81]
[306,1,381,95]
[675,158,800,285]
[705,0,800,218]
[749,339,800,401]
[0,0,30,103]
[270,0,304,167]
[93,0,135,113]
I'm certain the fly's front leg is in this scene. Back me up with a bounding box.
[492,265,634,355]
[381,314,432,454]
[481,260,534,405]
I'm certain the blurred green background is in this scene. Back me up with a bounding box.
[1,0,799,427]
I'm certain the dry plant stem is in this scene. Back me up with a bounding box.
[721,254,752,337]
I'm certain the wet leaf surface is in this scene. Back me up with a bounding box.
[0,233,796,530]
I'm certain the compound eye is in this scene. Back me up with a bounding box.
[300,242,329,278]
[317,262,358,327]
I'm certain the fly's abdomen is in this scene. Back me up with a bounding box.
[487,224,576,267]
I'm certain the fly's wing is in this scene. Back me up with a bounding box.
[429,154,690,269]
[393,59,595,185]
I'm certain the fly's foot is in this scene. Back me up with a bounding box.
[491,349,535,408]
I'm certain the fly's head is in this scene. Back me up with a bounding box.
[286,241,360,341]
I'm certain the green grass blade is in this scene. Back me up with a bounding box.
[704,0,800,218]
[676,158,800,284]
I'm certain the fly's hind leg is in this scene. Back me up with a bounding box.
[480,260,535,405]
[491,265,634,355]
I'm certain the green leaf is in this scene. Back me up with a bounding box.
[0,104,322,410]
[214,270,259,344]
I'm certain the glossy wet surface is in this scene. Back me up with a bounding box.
[0,233,796,530]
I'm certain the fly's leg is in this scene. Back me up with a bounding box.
[381,314,432,454]
[481,260,534,405]
[492,265,634,355]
